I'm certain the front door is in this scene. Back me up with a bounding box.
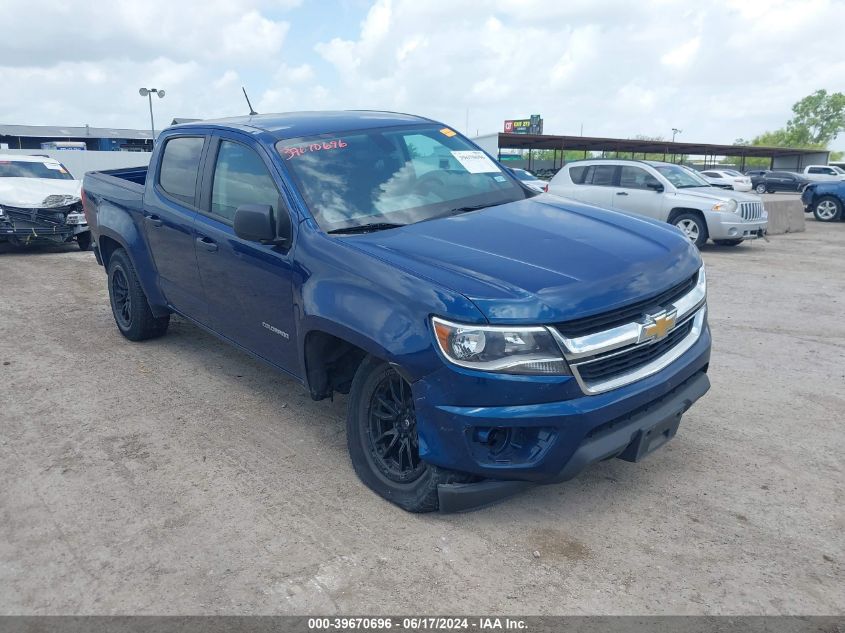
[611,165,664,219]
[143,134,208,322]
[194,136,301,377]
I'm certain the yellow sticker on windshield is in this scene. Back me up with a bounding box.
[440,128,457,137]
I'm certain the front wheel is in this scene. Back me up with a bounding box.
[76,231,92,251]
[714,239,743,247]
[346,356,473,512]
[813,196,842,222]
[672,212,709,249]
[755,183,767,194]
[107,248,170,341]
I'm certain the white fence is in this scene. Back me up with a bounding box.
[1,149,152,180]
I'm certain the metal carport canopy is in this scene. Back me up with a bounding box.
[496,132,822,159]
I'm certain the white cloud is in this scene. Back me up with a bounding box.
[661,37,701,68]
[1,0,844,151]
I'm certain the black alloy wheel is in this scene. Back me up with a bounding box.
[110,266,132,329]
[366,369,426,483]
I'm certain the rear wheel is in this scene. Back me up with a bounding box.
[714,239,743,247]
[672,212,708,249]
[755,183,767,194]
[346,356,473,512]
[107,248,169,341]
[813,196,842,222]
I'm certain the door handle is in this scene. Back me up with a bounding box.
[616,191,629,196]
[196,236,218,253]
[144,214,162,227]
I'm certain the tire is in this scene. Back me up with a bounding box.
[813,196,842,223]
[346,356,473,512]
[76,231,92,251]
[714,239,743,247]
[755,183,767,194]
[672,212,709,249]
[107,248,170,341]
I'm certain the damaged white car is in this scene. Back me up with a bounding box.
[0,154,91,250]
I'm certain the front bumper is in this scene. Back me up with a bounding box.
[707,215,768,240]
[438,369,710,512]
[413,321,711,492]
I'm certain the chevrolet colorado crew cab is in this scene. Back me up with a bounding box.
[82,112,711,512]
[548,159,767,248]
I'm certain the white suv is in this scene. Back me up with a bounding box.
[547,159,768,248]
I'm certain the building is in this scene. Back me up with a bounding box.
[0,124,153,152]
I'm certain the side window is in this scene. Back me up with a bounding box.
[619,166,660,190]
[569,165,588,184]
[590,165,617,186]
[159,136,204,205]
[701,171,718,178]
[211,140,280,223]
[808,167,821,174]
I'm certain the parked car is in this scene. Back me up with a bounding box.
[801,180,845,222]
[750,170,811,194]
[548,159,767,248]
[699,169,752,192]
[0,154,91,250]
[82,112,711,513]
[745,169,769,178]
[802,165,845,182]
[508,167,547,192]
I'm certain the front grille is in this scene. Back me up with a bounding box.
[575,317,695,384]
[556,273,697,338]
[739,201,764,221]
[2,203,79,227]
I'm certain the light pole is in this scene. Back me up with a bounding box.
[139,88,166,145]
[671,127,682,143]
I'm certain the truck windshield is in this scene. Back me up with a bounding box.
[654,165,711,189]
[0,160,75,180]
[276,125,528,232]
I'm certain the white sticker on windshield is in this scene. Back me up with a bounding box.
[450,150,500,174]
[44,162,63,170]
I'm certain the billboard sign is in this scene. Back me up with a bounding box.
[504,115,543,135]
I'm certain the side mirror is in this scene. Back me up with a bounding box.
[647,182,664,193]
[234,203,291,247]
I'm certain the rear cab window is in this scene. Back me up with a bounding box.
[158,136,205,205]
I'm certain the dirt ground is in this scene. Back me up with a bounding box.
[1,220,843,615]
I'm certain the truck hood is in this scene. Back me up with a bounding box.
[0,178,82,208]
[343,196,701,324]
[670,186,761,204]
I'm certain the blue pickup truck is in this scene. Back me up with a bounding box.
[82,111,711,512]
[801,180,844,222]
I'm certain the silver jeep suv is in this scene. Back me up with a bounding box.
[547,159,768,248]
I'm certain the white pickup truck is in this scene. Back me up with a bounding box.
[803,165,845,181]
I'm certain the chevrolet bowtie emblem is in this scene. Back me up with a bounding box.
[641,310,677,342]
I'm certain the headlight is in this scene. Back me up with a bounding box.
[431,317,570,375]
[0,205,5,218]
[712,199,738,214]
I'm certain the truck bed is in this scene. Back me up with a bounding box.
[82,167,148,240]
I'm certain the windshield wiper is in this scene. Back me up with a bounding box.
[444,203,494,216]
[328,222,406,234]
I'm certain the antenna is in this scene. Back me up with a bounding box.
[242,86,258,116]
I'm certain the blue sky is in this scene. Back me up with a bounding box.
[1,0,844,150]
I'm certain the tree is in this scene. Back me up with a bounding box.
[787,89,845,146]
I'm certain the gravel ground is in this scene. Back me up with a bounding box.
[0,220,843,615]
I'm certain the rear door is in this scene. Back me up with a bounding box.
[564,164,617,208]
[193,132,301,376]
[612,165,664,219]
[142,134,208,322]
